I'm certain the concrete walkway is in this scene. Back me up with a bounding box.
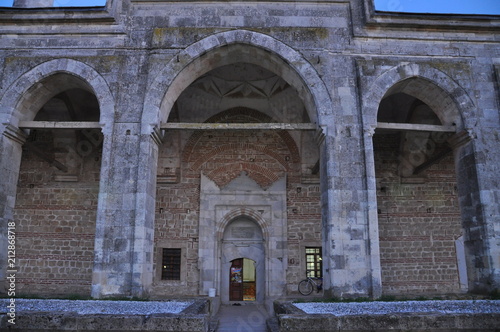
[215,303,270,332]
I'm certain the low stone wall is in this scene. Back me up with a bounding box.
[273,301,500,332]
[0,300,210,332]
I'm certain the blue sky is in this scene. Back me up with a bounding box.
[374,0,500,15]
[0,0,499,15]
[0,0,106,6]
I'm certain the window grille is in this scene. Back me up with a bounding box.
[161,248,181,280]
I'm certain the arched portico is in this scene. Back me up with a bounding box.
[362,62,498,294]
[139,29,373,303]
[0,59,115,295]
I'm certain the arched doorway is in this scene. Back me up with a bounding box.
[222,217,265,303]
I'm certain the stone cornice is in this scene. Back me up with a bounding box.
[0,7,117,25]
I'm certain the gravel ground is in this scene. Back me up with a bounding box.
[294,300,500,316]
[0,299,193,315]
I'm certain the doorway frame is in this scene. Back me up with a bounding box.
[222,218,265,303]
[198,174,287,308]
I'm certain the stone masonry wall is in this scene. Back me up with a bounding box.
[374,133,462,295]
[0,0,499,300]
[13,130,101,296]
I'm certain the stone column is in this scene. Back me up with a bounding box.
[450,131,500,293]
[362,125,383,298]
[13,0,54,8]
[91,124,158,298]
[0,125,27,293]
[131,129,160,297]
[319,123,382,299]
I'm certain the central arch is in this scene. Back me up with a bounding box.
[141,29,333,133]
[144,29,334,306]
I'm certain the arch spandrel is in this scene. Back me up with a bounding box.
[142,29,333,135]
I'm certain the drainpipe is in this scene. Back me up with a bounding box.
[13,0,54,7]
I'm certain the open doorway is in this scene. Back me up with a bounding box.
[230,258,256,301]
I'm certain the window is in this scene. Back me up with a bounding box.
[161,248,181,280]
[305,247,322,278]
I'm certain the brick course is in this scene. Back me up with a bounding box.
[13,130,100,296]
[374,133,462,295]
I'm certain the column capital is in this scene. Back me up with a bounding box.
[151,126,164,146]
[314,126,326,146]
[447,130,474,149]
[364,125,376,137]
[2,124,28,145]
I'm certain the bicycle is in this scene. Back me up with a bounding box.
[298,277,323,295]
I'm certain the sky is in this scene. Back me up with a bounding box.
[0,0,106,6]
[0,0,499,15]
[374,0,500,15]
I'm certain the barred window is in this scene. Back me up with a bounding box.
[305,247,322,278]
[161,248,181,280]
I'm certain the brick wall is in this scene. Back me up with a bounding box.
[374,133,462,295]
[153,109,322,296]
[285,178,322,293]
[13,129,100,296]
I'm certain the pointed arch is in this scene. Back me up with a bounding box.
[216,207,270,242]
[362,62,476,131]
[0,58,115,135]
[0,58,115,297]
[141,29,333,134]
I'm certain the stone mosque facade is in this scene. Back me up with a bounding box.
[0,0,499,311]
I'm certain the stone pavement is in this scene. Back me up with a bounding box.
[214,304,270,332]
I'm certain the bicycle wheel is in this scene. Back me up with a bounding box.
[298,279,313,295]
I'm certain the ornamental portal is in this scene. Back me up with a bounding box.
[198,173,288,307]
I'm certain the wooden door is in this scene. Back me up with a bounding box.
[229,258,243,301]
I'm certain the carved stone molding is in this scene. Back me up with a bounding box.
[2,124,28,145]
[314,126,326,146]
[151,126,164,146]
[447,130,474,149]
[364,125,376,137]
